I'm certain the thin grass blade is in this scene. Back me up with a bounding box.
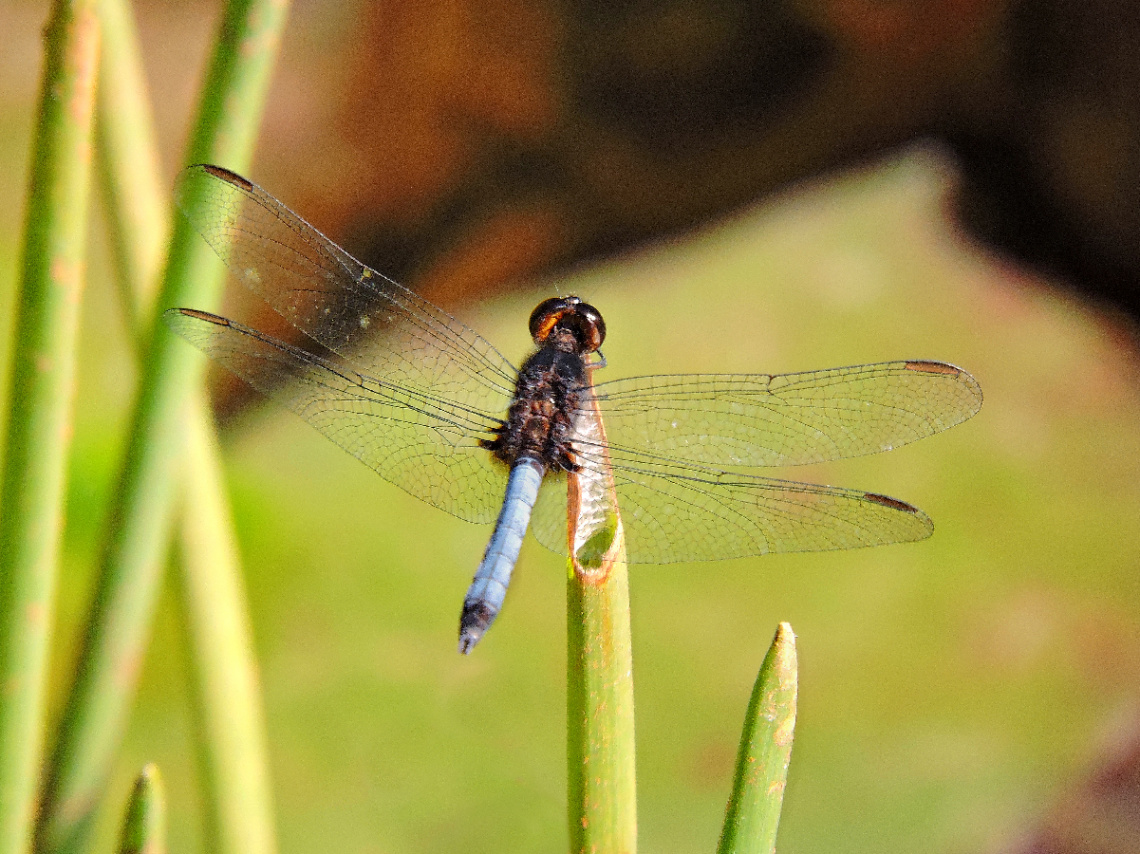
[172,399,277,854]
[92,0,165,330]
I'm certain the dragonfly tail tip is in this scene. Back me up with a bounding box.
[458,628,483,655]
[458,601,498,654]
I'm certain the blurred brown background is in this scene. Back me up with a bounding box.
[260,0,1140,324]
[170,0,1140,423]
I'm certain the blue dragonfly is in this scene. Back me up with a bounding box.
[166,165,983,653]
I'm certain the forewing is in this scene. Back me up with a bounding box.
[175,165,519,416]
[166,309,507,523]
[591,361,982,468]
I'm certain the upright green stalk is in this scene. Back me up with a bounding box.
[0,4,98,854]
[172,402,277,854]
[565,400,637,854]
[717,623,798,854]
[92,0,166,327]
[34,2,290,852]
[566,544,636,854]
[91,1,279,852]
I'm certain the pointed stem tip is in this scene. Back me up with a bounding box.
[717,621,797,854]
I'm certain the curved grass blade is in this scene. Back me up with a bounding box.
[717,623,798,854]
[0,4,98,854]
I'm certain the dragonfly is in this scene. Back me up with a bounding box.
[166,164,983,654]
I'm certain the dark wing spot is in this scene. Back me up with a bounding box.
[168,307,231,326]
[199,164,254,191]
[904,360,960,376]
[862,492,919,513]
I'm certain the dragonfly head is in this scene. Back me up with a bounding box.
[529,296,606,354]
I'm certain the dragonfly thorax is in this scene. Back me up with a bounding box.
[480,345,587,473]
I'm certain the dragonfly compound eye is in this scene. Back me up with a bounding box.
[528,296,606,352]
[571,302,605,352]
[528,296,576,343]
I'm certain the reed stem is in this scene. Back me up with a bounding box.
[0,3,98,853]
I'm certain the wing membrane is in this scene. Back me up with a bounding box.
[172,166,976,563]
[529,440,932,563]
[175,165,518,416]
[592,361,981,468]
[167,309,508,523]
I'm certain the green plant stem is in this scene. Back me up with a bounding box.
[91,1,278,852]
[566,548,637,854]
[565,398,637,854]
[92,0,165,329]
[116,765,165,854]
[717,622,797,854]
[0,4,99,854]
[34,2,290,852]
[172,399,277,854]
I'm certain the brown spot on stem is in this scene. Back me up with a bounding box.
[50,257,79,289]
[774,717,796,746]
[26,602,46,626]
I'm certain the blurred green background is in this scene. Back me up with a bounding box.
[5,2,1140,854]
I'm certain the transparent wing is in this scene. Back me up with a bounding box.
[528,443,933,563]
[591,361,982,467]
[171,165,973,559]
[166,309,509,523]
[175,164,519,416]
[530,475,571,555]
